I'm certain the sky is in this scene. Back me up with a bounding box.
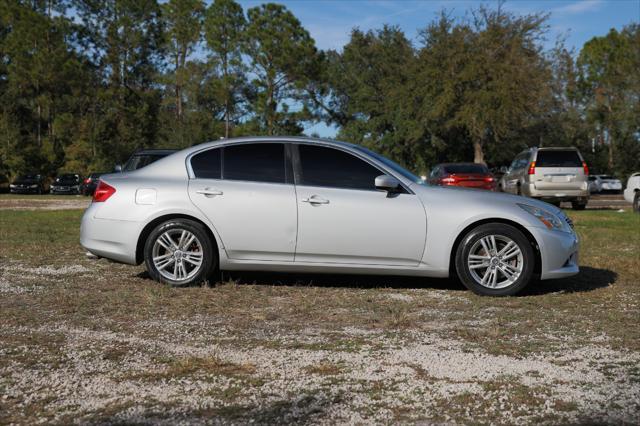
[236,0,640,137]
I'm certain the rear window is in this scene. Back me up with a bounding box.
[536,150,582,167]
[443,164,488,174]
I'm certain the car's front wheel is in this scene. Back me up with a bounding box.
[455,223,535,296]
[144,219,216,287]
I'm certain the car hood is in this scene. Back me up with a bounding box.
[410,183,567,229]
[12,179,39,185]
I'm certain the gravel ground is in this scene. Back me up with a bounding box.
[0,207,638,425]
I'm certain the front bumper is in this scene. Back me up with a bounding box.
[527,226,580,280]
[80,204,141,265]
[10,187,39,194]
[51,187,80,194]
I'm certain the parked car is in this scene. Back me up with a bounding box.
[81,137,580,296]
[82,173,105,196]
[623,172,640,213]
[9,174,46,194]
[428,163,497,190]
[51,173,83,195]
[595,175,623,193]
[116,149,178,172]
[588,175,602,193]
[499,147,589,210]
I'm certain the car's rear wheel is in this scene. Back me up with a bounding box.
[144,219,216,287]
[571,200,587,210]
[455,223,535,296]
[634,191,640,213]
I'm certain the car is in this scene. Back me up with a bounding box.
[588,175,602,193]
[595,175,623,193]
[428,163,497,191]
[81,137,580,297]
[82,173,105,196]
[115,149,178,172]
[9,174,45,194]
[623,172,640,213]
[499,147,589,210]
[51,173,82,195]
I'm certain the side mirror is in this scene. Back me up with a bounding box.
[114,164,122,172]
[375,175,401,193]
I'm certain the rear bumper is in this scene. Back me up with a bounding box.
[523,183,589,201]
[80,204,140,265]
[527,226,580,280]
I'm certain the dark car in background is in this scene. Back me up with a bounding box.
[116,149,178,172]
[428,163,497,191]
[9,174,46,194]
[51,173,82,195]
[82,173,105,196]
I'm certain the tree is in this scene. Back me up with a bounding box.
[578,25,640,173]
[73,0,164,168]
[244,3,317,135]
[162,0,204,122]
[204,0,246,138]
[417,7,552,164]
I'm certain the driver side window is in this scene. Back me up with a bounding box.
[297,144,383,191]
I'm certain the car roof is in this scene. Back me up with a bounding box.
[534,147,579,151]
[132,149,179,155]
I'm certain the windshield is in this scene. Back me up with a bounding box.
[17,174,38,181]
[123,154,167,171]
[351,145,425,184]
[56,174,79,183]
[599,175,616,180]
[443,164,488,174]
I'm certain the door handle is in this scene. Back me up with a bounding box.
[196,188,223,197]
[302,195,329,205]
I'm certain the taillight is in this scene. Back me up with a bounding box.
[528,161,536,175]
[93,181,116,202]
[582,161,589,175]
[484,176,495,182]
[83,178,91,184]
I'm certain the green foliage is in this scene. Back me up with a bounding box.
[244,3,317,135]
[0,1,637,180]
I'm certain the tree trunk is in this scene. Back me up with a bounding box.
[473,140,484,164]
[608,134,614,171]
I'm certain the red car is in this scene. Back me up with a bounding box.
[428,163,497,191]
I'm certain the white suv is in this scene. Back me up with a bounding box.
[623,173,640,213]
[500,147,590,210]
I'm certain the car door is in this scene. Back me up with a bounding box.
[187,143,297,262]
[293,144,427,267]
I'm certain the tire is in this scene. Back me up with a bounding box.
[144,219,216,287]
[571,201,587,210]
[455,223,535,296]
[634,191,640,213]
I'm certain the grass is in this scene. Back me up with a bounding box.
[0,207,638,424]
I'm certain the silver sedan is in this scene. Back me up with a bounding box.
[80,137,579,296]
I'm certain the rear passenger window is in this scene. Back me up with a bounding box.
[191,148,221,179]
[298,145,382,190]
[536,150,582,167]
[223,143,286,184]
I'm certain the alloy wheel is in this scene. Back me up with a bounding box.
[467,234,524,289]
[152,229,204,282]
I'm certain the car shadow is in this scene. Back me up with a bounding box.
[522,266,617,296]
[217,270,466,291]
[136,266,615,296]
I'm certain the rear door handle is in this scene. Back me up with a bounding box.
[302,195,329,205]
[196,188,223,197]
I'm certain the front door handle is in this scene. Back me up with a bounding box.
[196,188,223,197]
[302,195,329,205]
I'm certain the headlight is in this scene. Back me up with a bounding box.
[9,184,16,188]
[518,204,571,233]
[30,184,38,188]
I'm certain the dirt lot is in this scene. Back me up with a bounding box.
[0,197,639,425]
